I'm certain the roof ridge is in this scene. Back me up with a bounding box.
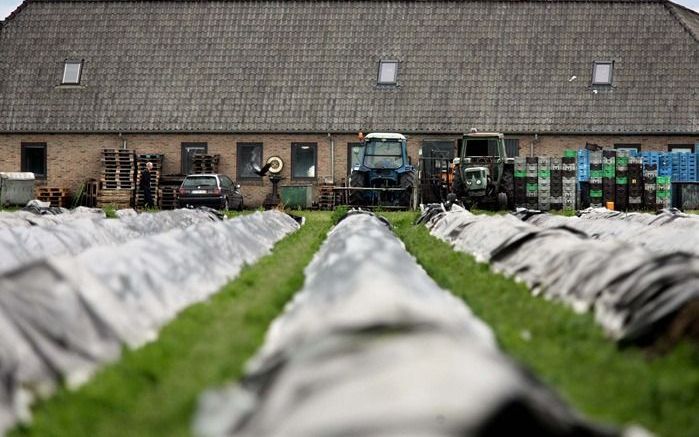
[663,1,699,44]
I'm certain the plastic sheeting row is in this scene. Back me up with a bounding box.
[193,212,619,437]
[513,208,699,256]
[0,206,106,229]
[0,210,300,435]
[422,206,699,347]
[0,208,223,274]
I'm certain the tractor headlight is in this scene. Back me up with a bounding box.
[476,179,482,185]
[466,181,472,185]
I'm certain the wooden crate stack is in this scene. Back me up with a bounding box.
[98,148,135,208]
[191,154,221,174]
[36,187,70,208]
[82,178,99,207]
[317,184,335,210]
[158,174,185,210]
[135,154,164,208]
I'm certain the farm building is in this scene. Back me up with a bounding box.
[0,0,697,207]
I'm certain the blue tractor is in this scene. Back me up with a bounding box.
[349,133,416,209]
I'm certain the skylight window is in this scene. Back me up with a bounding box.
[62,60,83,84]
[592,61,613,85]
[378,60,398,85]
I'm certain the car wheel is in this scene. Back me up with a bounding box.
[237,198,244,211]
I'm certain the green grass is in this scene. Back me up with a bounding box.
[386,211,699,436]
[12,211,332,437]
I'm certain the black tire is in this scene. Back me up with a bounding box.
[452,171,465,198]
[349,171,366,205]
[237,199,244,211]
[399,170,416,207]
[501,167,515,210]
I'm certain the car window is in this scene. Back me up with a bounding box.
[183,176,217,187]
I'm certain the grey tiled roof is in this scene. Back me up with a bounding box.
[0,0,697,134]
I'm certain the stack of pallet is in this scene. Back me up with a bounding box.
[98,148,135,208]
[82,179,99,207]
[158,174,185,210]
[135,154,163,208]
[192,154,221,174]
[36,187,70,208]
[317,184,335,210]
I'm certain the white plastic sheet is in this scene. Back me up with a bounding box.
[193,212,616,437]
[0,210,300,435]
[424,206,699,347]
[0,206,105,229]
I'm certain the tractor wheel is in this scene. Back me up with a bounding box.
[349,171,366,206]
[399,170,416,208]
[452,172,465,198]
[501,168,515,210]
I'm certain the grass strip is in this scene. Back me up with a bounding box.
[12,211,332,437]
[387,211,699,437]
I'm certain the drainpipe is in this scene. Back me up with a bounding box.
[531,134,538,157]
[328,133,335,184]
[118,132,127,150]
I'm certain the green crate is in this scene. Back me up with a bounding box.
[615,177,628,185]
[563,149,577,158]
[526,183,538,192]
[590,170,603,179]
[656,190,671,199]
[515,170,527,178]
[590,189,603,198]
[538,170,551,179]
[656,176,671,185]
[616,157,629,166]
[603,171,616,178]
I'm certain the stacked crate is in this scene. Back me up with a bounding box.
[602,150,616,207]
[670,152,697,182]
[562,151,577,211]
[643,164,657,211]
[628,156,644,210]
[36,187,70,208]
[514,157,527,208]
[525,157,538,209]
[549,157,563,210]
[192,154,221,174]
[98,148,135,208]
[588,151,603,207]
[158,174,185,210]
[615,151,629,211]
[135,154,164,208]
[656,175,672,209]
[537,157,551,211]
[83,179,99,207]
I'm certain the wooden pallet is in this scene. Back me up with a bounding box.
[317,185,335,210]
[36,187,71,208]
[97,189,133,208]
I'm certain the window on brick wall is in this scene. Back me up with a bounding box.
[614,144,641,153]
[291,143,317,179]
[668,144,695,153]
[237,143,263,180]
[504,139,520,157]
[21,143,47,179]
[347,142,363,176]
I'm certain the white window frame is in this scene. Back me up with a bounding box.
[377,60,398,85]
[62,59,83,85]
[592,61,613,86]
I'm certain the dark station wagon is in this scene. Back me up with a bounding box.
[177,174,244,211]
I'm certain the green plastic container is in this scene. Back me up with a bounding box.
[590,189,603,198]
[656,190,671,200]
[526,183,538,192]
[656,176,671,185]
[563,150,577,158]
[515,170,527,178]
[538,170,551,179]
[615,177,628,185]
[590,170,603,179]
[616,157,629,166]
[280,186,310,208]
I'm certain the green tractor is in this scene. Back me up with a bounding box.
[451,131,514,210]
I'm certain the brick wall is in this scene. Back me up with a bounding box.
[1,133,697,207]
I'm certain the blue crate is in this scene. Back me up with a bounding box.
[577,149,590,181]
